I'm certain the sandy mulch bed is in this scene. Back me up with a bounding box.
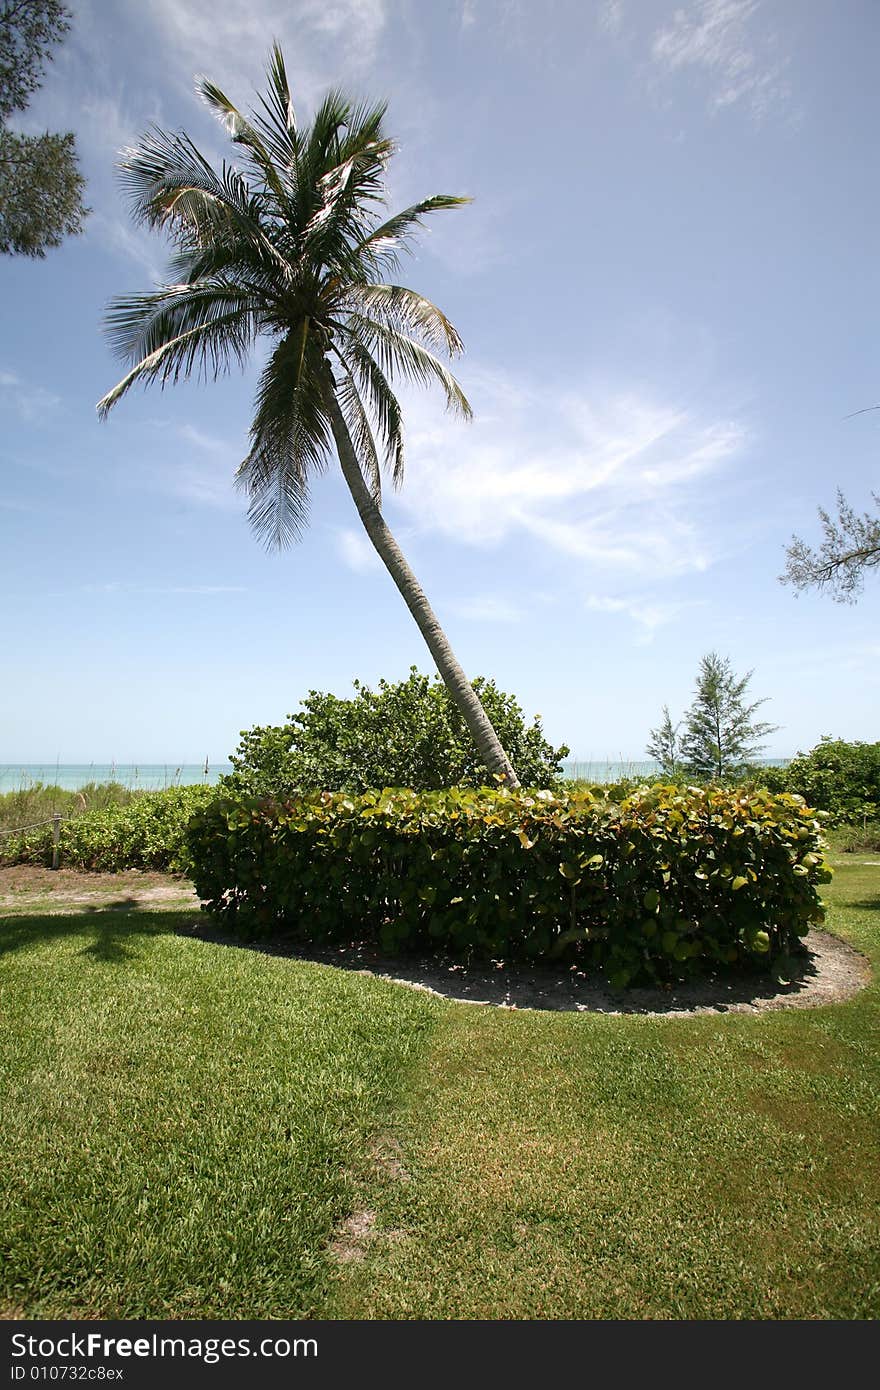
[188,924,870,1018]
[0,865,198,910]
[1,866,870,1017]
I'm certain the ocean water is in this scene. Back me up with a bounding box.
[0,764,233,792]
[563,758,790,782]
[0,757,791,793]
[564,759,662,782]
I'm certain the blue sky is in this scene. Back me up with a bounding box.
[1,0,878,765]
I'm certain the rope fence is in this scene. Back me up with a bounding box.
[0,814,64,867]
[0,817,64,837]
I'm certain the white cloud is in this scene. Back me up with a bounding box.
[0,371,61,423]
[178,424,230,454]
[387,367,745,579]
[137,423,246,510]
[424,194,522,278]
[335,526,382,574]
[76,91,148,166]
[650,0,791,122]
[166,464,239,511]
[49,582,246,598]
[451,595,521,623]
[112,419,259,513]
[138,0,386,103]
[88,213,165,282]
[151,584,247,595]
[598,0,625,37]
[585,592,707,643]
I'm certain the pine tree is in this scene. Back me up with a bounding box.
[646,704,681,776]
[781,488,880,602]
[679,652,778,780]
[0,0,87,256]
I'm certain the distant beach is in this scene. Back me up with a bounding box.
[0,758,791,793]
[0,764,233,793]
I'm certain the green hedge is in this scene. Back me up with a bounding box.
[0,786,215,872]
[186,784,831,986]
[758,738,880,826]
[224,668,569,796]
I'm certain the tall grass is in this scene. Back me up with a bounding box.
[562,759,660,783]
[0,782,142,835]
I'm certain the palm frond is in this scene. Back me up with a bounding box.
[236,325,332,548]
[197,75,292,218]
[345,283,465,355]
[99,44,475,532]
[297,94,391,263]
[117,127,292,282]
[118,127,248,227]
[103,279,258,373]
[251,42,300,170]
[162,242,284,304]
[332,335,405,485]
[344,314,472,420]
[97,304,253,417]
[352,195,470,275]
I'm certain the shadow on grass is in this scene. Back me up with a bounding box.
[0,908,200,962]
[1,895,870,1014]
[849,896,880,914]
[181,919,867,1016]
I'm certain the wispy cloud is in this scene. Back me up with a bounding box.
[135,421,246,510]
[162,584,246,594]
[387,367,746,579]
[88,212,165,281]
[165,464,239,511]
[771,638,880,682]
[423,192,522,278]
[650,0,792,123]
[0,370,61,423]
[76,89,151,166]
[140,0,387,104]
[451,595,522,623]
[178,424,230,454]
[598,0,625,38]
[585,592,707,644]
[335,527,382,574]
[460,0,478,31]
[50,582,247,597]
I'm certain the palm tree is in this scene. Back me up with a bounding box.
[97,45,519,787]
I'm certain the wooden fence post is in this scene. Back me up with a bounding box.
[52,814,61,870]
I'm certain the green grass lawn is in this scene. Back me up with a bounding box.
[0,875,433,1319]
[1,859,878,1319]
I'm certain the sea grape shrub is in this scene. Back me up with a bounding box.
[0,785,214,871]
[187,784,830,987]
[763,738,880,826]
[223,668,570,796]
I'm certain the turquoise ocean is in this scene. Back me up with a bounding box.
[0,758,791,794]
[0,763,233,792]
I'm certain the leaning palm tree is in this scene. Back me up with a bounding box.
[97,45,519,787]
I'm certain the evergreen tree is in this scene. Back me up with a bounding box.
[0,0,87,256]
[781,488,880,602]
[679,652,778,779]
[646,704,681,776]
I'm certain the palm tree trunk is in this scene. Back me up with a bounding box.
[321,381,520,789]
